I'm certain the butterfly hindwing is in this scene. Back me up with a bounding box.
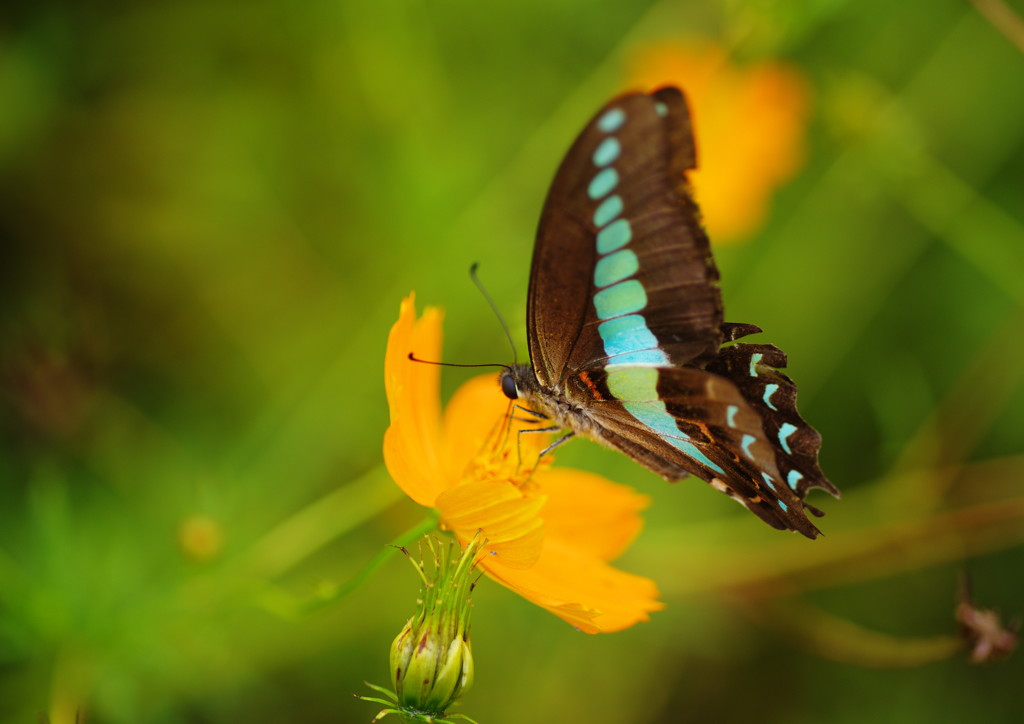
[570,363,827,537]
[704,341,840,505]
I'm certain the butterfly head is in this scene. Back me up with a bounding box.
[499,364,543,400]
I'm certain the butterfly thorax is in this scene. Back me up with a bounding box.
[501,364,603,439]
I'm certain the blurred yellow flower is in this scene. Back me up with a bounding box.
[628,43,810,243]
[178,514,224,561]
[383,294,663,633]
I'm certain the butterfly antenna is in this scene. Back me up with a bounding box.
[469,262,518,365]
[407,353,509,371]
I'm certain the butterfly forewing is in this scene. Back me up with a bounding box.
[527,88,723,388]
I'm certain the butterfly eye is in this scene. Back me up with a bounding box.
[500,371,519,400]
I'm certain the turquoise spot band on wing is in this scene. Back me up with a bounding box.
[596,218,632,254]
[589,103,712,468]
[589,114,657,344]
[606,369,725,475]
[598,315,667,365]
[612,349,669,365]
[749,353,763,376]
[760,473,788,511]
[592,137,621,167]
[599,315,658,356]
[787,469,803,490]
[594,249,639,288]
[778,422,797,454]
[763,383,779,410]
[588,167,618,200]
[594,279,646,319]
[623,401,726,474]
[597,107,625,133]
[606,366,659,399]
[593,195,623,227]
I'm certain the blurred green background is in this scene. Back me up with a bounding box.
[2,0,1023,722]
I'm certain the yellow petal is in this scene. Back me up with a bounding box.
[437,481,545,570]
[440,374,510,480]
[533,468,650,561]
[383,294,448,506]
[482,538,663,634]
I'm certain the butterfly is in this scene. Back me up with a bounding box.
[499,86,840,538]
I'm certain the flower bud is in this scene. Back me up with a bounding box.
[388,534,480,717]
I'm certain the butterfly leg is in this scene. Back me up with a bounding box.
[535,430,574,459]
[515,425,562,471]
[512,404,548,422]
[517,429,575,478]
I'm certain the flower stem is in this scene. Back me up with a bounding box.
[241,463,403,580]
[259,514,441,618]
[343,515,442,601]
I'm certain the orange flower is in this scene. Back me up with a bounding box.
[627,42,810,243]
[384,294,663,633]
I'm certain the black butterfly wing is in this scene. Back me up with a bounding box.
[527,87,723,388]
[523,85,838,536]
[569,352,838,538]
[705,335,840,507]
